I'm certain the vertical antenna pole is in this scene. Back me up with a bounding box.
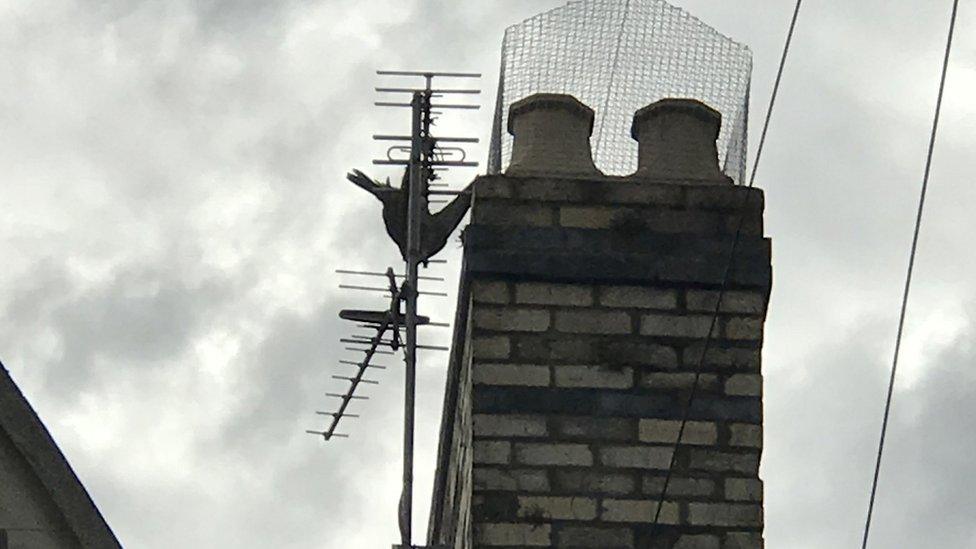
[399,88,426,548]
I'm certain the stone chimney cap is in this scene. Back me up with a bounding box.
[508,93,595,136]
[631,98,721,141]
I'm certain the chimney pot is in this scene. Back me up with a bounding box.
[506,93,602,178]
[631,98,730,184]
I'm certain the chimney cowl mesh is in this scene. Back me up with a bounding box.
[487,0,752,184]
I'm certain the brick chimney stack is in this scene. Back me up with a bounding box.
[428,93,771,549]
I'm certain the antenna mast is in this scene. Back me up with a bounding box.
[396,70,480,549]
[310,69,480,549]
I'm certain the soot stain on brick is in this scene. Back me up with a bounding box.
[635,524,680,549]
[609,209,648,239]
[521,502,549,523]
[473,492,519,522]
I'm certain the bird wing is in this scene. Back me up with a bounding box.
[346,169,384,194]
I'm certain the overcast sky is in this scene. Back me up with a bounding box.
[2,1,976,547]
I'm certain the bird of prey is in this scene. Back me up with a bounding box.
[346,168,471,263]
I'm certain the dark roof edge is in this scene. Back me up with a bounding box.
[426,256,472,545]
[0,360,123,549]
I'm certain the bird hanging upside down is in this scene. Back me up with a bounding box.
[345,168,471,263]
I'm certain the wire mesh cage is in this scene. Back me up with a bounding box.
[487,0,752,183]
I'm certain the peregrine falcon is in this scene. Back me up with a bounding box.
[346,168,471,263]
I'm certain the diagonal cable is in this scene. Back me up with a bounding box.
[860,1,960,547]
[648,0,804,535]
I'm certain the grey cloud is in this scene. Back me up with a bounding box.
[766,309,976,547]
[1,256,238,400]
[2,0,976,547]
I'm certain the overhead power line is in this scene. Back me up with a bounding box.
[648,0,805,536]
[860,1,961,547]
[747,0,804,189]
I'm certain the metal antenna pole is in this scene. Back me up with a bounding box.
[329,68,478,548]
[399,87,428,548]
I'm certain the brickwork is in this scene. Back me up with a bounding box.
[428,97,771,549]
